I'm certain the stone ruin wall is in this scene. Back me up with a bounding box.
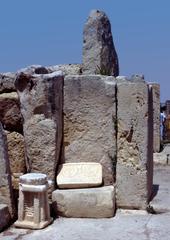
[0,9,161,228]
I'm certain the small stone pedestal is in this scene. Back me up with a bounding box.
[15,173,53,229]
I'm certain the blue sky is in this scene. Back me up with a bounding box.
[0,0,169,101]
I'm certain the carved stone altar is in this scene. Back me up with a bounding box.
[15,173,53,229]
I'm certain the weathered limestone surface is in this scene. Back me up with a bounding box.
[0,92,22,133]
[52,186,115,218]
[57,162,102,189]
[149,83,160,152]
[82,10,119,76]
[0,123,15,217]
[116,77,153,209]
[64,75,116,185]
[15,71,64,193]
[47,64,82,75]
[0,204,11,232]
[154,152,168,165]
[15,173,53,229]
[17,65,49,75]
[6,131,26,189]
[0,73,16,93]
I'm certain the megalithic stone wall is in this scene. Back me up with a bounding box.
[64,75,116,185]
[82,10,119,77]
[149,83,160,152]
[0,122,15,218]
[15,71,64,194]
[116,76,153,209]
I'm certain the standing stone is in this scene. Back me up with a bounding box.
[0,123,15,217]
[116,76,153,209]
[149,83,160,152]
[15,71,64,194]
[64,75,116,185]
[82,10,119,76]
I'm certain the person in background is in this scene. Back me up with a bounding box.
[160,105,167,142]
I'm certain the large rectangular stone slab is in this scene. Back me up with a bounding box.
[64,75,116,185]
[116,76,153,209]
[52,186,115,218]
[57,162,102,189]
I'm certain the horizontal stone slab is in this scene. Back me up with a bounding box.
[56,162,102,189]
[52,186,115,218]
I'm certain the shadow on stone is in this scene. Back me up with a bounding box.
[150,184,159,201]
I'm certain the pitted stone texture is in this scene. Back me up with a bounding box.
[52,186,115,218]
[149,83,160,152]
[15,71,64,194]
[0,204,11,232]
[57,162,102,189]
[0,123,15,217]
[47,64,82,75]
[0,92,22,133]
[82,10,119,76]
[64,75,116,185]
[0,72,16,93]
[6,131,26,190]
[116,78,153,209]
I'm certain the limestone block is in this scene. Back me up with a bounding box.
[154,152,168,165]
[149,83,160,152]
[52,186,115,218]
[0,92,22,133]
[15,71,64,193]
[57,162,102,189]
[0,204,11,232]
[0,72,16,94]
[64,75,116,185]
[0,123,15,217]
[82,10,119,76]
[116,77,153,209]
